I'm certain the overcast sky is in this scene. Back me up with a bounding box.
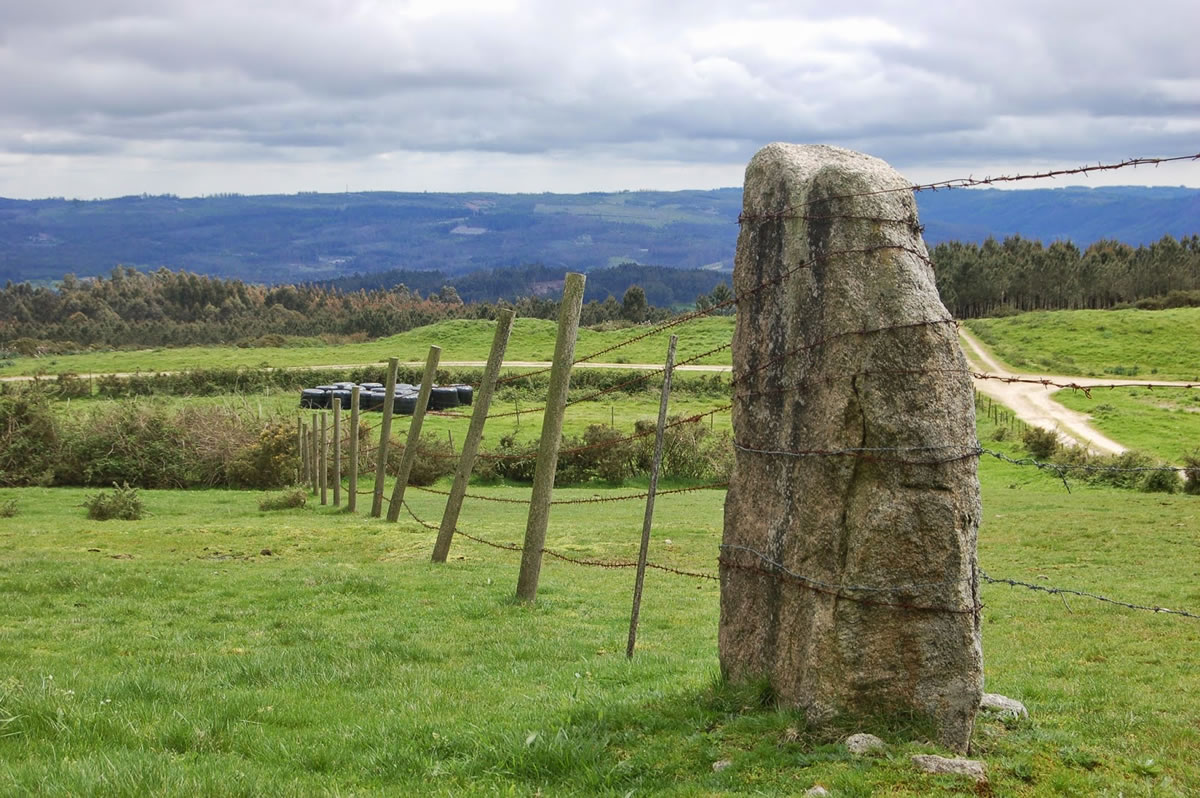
[1,0,1197,199]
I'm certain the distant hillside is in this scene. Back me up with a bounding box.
[1,185,1196,285]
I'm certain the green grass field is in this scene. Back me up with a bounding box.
[1053,388,1200,464]
[3,308,1200,793]
[0,316,736,379]
[966,307,1200,381]
[2,418,1198,795]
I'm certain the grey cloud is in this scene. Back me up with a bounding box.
[0,0,1197,197]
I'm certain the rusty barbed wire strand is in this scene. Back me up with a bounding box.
[980,570,1198,619]
[493,243,930,387]
[969,373,1199,396]
[410,481,728,506]
[485,342,733,421]
[718,554,980,614]
[733,441,983,466]
[399,500,719,579]
[432,406,732,463]
[738,153,1200,221]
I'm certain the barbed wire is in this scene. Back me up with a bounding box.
[729,317,958,391]
[719,549,980,614]
[980,570,1198,619]
[399,500,719,580]
[970,372,1199,396]
[410,481,728,506]
[738,153,1200,221]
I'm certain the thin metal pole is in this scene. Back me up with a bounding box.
[371,358,400,518]
[433,309,514,561]
[348,387,360,513]
[386,346,442,522]
[332,397,342,507]
[516,273,586,602]
[627,335,677,658]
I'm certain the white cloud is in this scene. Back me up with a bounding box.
[0,0,1197,197]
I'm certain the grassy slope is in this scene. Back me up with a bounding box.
[1053,388,1200,463]
[966,307,1200,381]
[0,316,736,378]
[2,420,1198,795]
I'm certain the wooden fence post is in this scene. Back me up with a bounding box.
[348,387,360,513]
[433,309,515,561]
[627,335,677,658]
[332,397,342,507]
[516,273,586,602]
[309,414,319,494]
[319,411,328,505]
[386,346,442,522]
[371,358,400,518]
[298,417,307,489]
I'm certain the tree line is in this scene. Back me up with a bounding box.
[0,266,675,355]
[932,233,1200,318]
[2,233,1198,356]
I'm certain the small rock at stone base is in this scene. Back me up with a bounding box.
[712,759,732,772]
[911,754,987,782]
[845,733,886,755]
[804,786,831,797]
[980,692,1028,718]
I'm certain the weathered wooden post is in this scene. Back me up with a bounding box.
[371,358,400,518]
[386,346,442,522]
[348,386,360,513]
[626,335,677,658]
[515,273,586,602]
[309,415,319,494]
[332,397,342,507]
[297,417,305,486]
[722,144,982,752]
[319,411,328,505]
[433,309,515,561]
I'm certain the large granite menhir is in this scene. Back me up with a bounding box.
[719,143,982,752]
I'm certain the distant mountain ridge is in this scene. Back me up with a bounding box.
[1,185,1196,285]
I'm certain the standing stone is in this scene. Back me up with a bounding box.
[720,143,982,752]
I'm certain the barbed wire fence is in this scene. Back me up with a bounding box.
[291,151,1200,637]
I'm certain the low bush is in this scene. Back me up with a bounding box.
[258,488,307,511]
[1021,426,1059,459]
[0,497,16,517]
[225,420,299,490]
[84,482,144,521]
[386,433,457,487]
[1139,468,1180,494]
[1183,451,1200,495]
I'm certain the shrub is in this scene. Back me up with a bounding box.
[0,387,62,486]
[84,482,144,521]
[258,488,307,511]
[1021,426,1059,459]
[1183,451,1200,496]
[0,498,16,518]
[57,403,191,488]
[226,420,299,489]
[1139,468,1180,494]
[387,433,456,487]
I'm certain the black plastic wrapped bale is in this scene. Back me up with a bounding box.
[331,389,352,407]
[361,391,385,411]
[360,382,384,391]
[428,386,460,410]
[394,395,418,415]
[454,385,473,405]
[299,388,325,409]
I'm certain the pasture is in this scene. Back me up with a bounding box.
[2,307,1199,795]
[966,307,1200,381]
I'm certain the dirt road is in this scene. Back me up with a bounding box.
[958,328,1164,455]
